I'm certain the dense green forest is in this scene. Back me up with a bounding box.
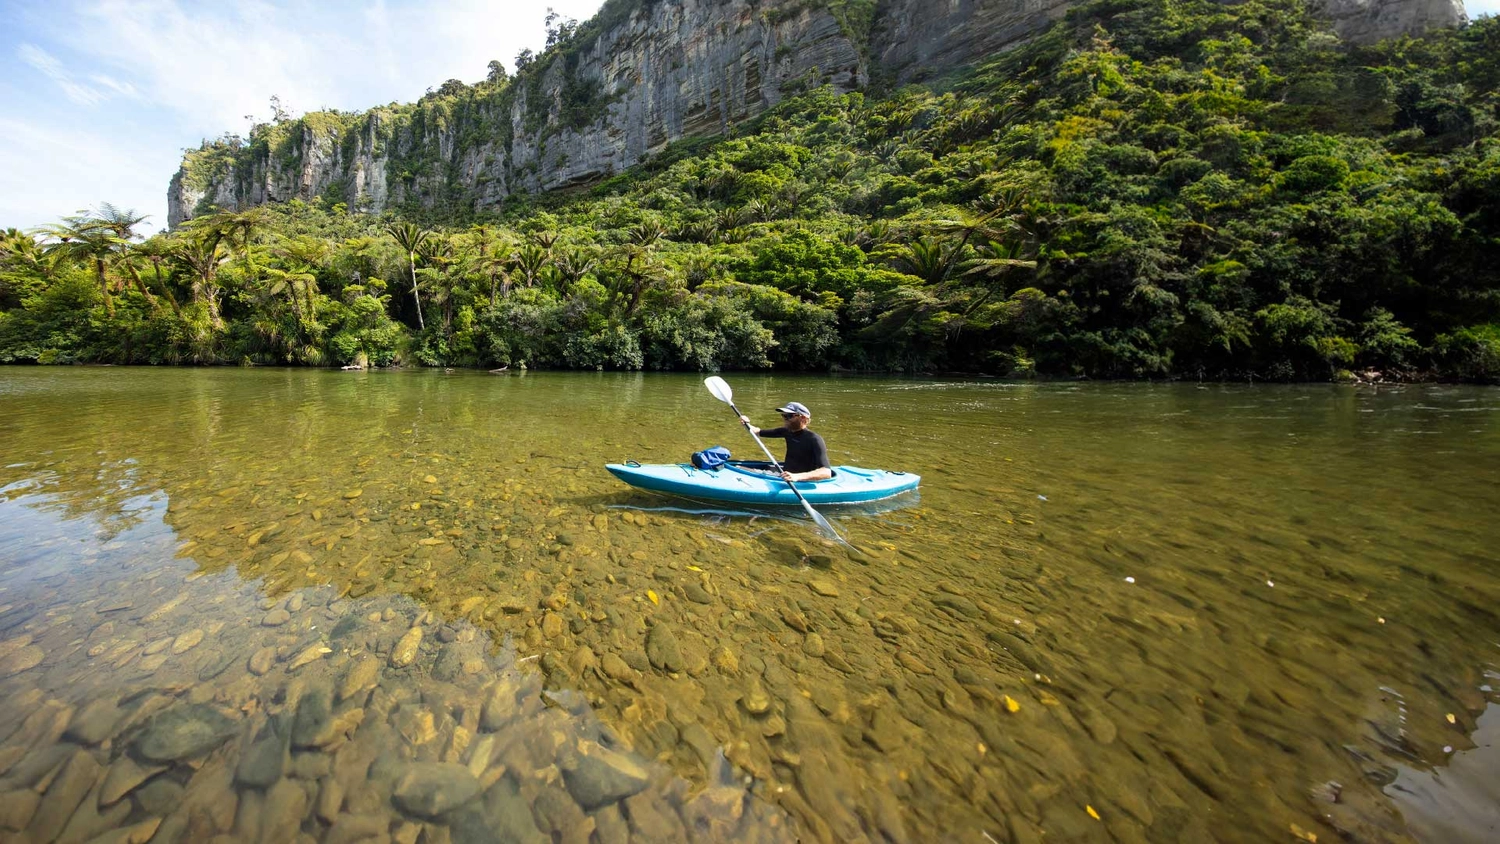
[2,0,1498,380]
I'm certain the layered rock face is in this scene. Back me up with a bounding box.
[167,0,1470,227]
[506,0,865,195]
[870,0,1072,82]
[1318,0,1467,45]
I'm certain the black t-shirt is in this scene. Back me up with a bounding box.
[759,427,830,473]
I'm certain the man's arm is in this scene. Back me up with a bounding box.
[782,467,833,482]
[739,416,790,438]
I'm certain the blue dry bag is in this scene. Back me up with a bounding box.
[691,445,732,470]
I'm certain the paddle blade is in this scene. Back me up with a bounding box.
[704,376,733,405]
[803,500,848,545]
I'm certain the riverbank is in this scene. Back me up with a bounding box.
[6,359,1491,387]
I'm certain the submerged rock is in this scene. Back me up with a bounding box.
[0,789,40,832]
[135,704,237,762]
[897,651,934,675]
[100,757,165,807]
[131,778,182,817]
[261,778,309,841]
[291,688,333,748]
[339,654,381,701]
[680,785,747,840]
[562,741,652,810]
[391,627,423,667]
[709,646,739,675]
[0,645,44,678]
[541,612,564,640]
[448,774,546,844]
[236,717,287,788]
[645,624,683,673]
[64,696,124,745]
[741,681,772,716]
[779,607,810,634]
[808,579,840,598]
[624,792,686,841]
[288,643,332,671]
[392,762,481,819]
[248,646,276,675]
[600,653,639,687]
[933,594,981,618]
[25,749,98,841]
[568,645,599,677]
[171,628,204,654]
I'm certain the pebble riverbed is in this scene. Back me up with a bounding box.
[2,369,1498,843]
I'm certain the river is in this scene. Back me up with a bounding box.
[1,367,1497,843]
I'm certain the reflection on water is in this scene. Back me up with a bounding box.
[1387,703,1500,843]
[1,367,1498,843]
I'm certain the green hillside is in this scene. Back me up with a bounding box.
[4,0,1498,380]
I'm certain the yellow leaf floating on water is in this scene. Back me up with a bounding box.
[1003,695,1021,713]
[1037,691,1060,706]
[1290,822,1318,842]
[687,565,702,572]
[647,590,659,606]
[1446,713,1457,724]
[1086,805,1100,821]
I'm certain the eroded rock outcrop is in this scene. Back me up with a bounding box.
[1318,0,1466,45]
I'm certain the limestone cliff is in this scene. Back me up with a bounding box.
[1319,0,1467,45]
[869,0,1071,83]
[167,0,1470,227]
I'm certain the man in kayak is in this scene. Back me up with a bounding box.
[739,402,833,482]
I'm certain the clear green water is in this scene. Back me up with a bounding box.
[1,368,1498,843]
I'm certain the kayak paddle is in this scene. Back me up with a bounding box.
[703,376,846,544]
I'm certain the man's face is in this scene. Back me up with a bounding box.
[781,412,809,431]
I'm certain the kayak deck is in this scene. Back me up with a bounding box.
[605,460,919,506]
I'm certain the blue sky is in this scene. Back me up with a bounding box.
[1,0,1496,235]
[0,0,604,234]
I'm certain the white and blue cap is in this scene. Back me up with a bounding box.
[775,401,811,418]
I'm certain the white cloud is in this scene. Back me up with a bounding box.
[0,118,169,233]
[18,43,108,106]
[69,0,350,134]
[62,0,606,133]
[87,75,143,100]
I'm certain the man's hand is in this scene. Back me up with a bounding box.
[780,470,798,482]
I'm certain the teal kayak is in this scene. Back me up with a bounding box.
[605,460,919,506]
